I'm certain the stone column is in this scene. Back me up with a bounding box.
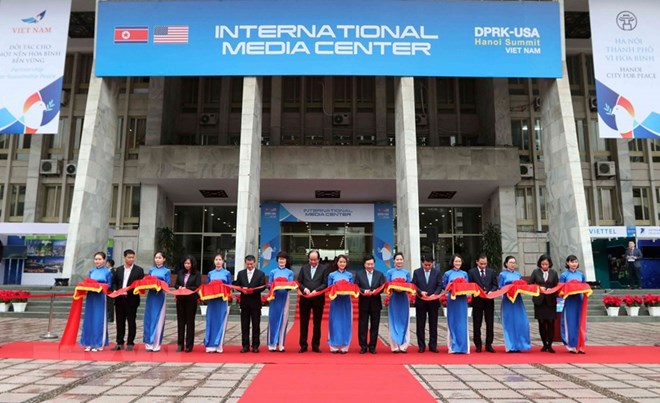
[234,77,262,275]
[539,64,595,280]
[62,76,119,283]
[485,186,518,266]
[145,77,165,146]
[23,134,44,222]
[493,78,513,146]
[137,184,173,269]
[394,77,421,272]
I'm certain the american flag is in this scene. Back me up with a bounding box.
[153,25,189,44]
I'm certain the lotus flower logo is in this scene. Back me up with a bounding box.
[22,10,46,24]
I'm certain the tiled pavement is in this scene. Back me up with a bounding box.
[0,317,659,402]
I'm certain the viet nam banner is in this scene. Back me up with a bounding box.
[589,0,660,138]
[0,0,71,134]
[96,0,561,78]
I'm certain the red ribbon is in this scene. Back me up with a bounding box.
[60,279,109,349]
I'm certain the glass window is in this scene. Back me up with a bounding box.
[122,185,141,225]
[651,139,660,163]
[597,187,616,223]
[566,55,583,95]
[282,76,300,112]
[181,77,199,112]
[64,184,74,222]
[0,134,10,160]
[436,77,455,111]
[459,78,476,112]
[333,76,352,111]
[420,207,453,234]
[0,184,4,217]
[356,76,375,109]
[539,186,547,221]
[584,187,593,225]
[174,205,204,233]
[508,78,526,95]
[454,207,482,234]
[516,187,534,222]
[511,119,531,162]
[575,119,588,162]
[305,77,323,112]
[590,119,612,161]
[633,187,650,222]
[76,54,93,93]
[534,118,543,161]
[109,185,118,225]
[203,206,237,233]
[230,76,243,111]
[14,134,31,161]
[41,185,62,221]
[9,184,26,220]
[204,76,222,104]
[126,117,146,159]
[628,139,646,163]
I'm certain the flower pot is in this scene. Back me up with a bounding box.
[467,307,473,317]
[625,306,640,317]
[442,307,447,317]
[11,302,27,313]
[409,307,416,318]
[606,306,620,317]
[648,306,660,317]
[261,306,269,316]
[200,305,208,316]
[0,303,9,313]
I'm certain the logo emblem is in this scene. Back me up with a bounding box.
[616,11,637,31]
[21,10,46,24]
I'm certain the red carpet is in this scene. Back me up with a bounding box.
[240,363,435,402]
[0,342,657,364]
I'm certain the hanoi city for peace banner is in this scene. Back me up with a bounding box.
[589,0,660,138]
[96,0,561,78]
[0,0,71,134]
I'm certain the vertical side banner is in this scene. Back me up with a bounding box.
[373,203,394,273]
[589,0,660,138]
[259,203,280,275]
[0,0,71,134]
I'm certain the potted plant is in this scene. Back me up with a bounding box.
[261,295,269,316]
[603,295,622,317]
[0,291,11,312]
[11,291,30,312]
[622,295,643,316]
[643,294,660,317]
[440,294,448,317]
[199,299,208,316]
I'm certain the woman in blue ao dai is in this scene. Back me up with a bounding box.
[560,255,587,354]
[499,256,531,352]
[81,252,112,352]
[143,251,171,352]
[267,251,295,352]
[205,254,232,353]
[443,254,470,354]
[327,255,354,353]
[386,252,411,353]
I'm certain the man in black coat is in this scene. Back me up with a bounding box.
[467,254,498,353]
[111,249,144,351]
[297,250,328,353]
[235,255,266,353]
[411,255,443,353]
[354,255,385,354]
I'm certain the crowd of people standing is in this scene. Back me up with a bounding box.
[78,249,589,355]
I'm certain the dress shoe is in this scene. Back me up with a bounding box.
[578,351,586,354]
[429,348,439,353]
[547,346,555,353]
[369,347,376,354]
[111,345,123,351]
[126,345,134,351]
[418,346,425,353]
[541,346,548,352]
[185,346,193,353]
[312,347,322,353]
[339,351,347,354]
[475,346,482,353]
[176,345,183,352]
[252,347,259,353]
[240,347,250,353]
[400,349,407,354]
[485,346,496,353]
[360,347,367,354]
[298,346,308,353]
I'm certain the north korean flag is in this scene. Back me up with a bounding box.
[114,27,149,43]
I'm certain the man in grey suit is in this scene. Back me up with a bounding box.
[624,241,643,288]
[297,250,328,353]
[355,255,385,354]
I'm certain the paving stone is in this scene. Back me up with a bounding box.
[479,389,524,399]
[105,385,152,395]
[614,388,660,398]
[438,390,482,399]
[555,389,606,398]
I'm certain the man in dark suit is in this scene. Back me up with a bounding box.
[624,241,643,288]
[111,249,144,351]
[297,250,328,353]
[355,254,386,354]
[468,254,498,353]
[235,255,266,353]
[411,255,443,353]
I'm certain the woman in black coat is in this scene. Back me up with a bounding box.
[175,255,202,352]
[527,254,559,353]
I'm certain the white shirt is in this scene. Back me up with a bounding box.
[247,269,254,283]
[122,265,134,289]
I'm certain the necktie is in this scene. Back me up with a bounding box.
[425,271,430,283]
[311,267,316,279]
[480,270,485,279]
[543,271,548,282]
[367,271,372,287]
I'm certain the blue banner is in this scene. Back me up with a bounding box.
[373,203,394,273]
[259,203,281,274]
[96,0,561,78]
